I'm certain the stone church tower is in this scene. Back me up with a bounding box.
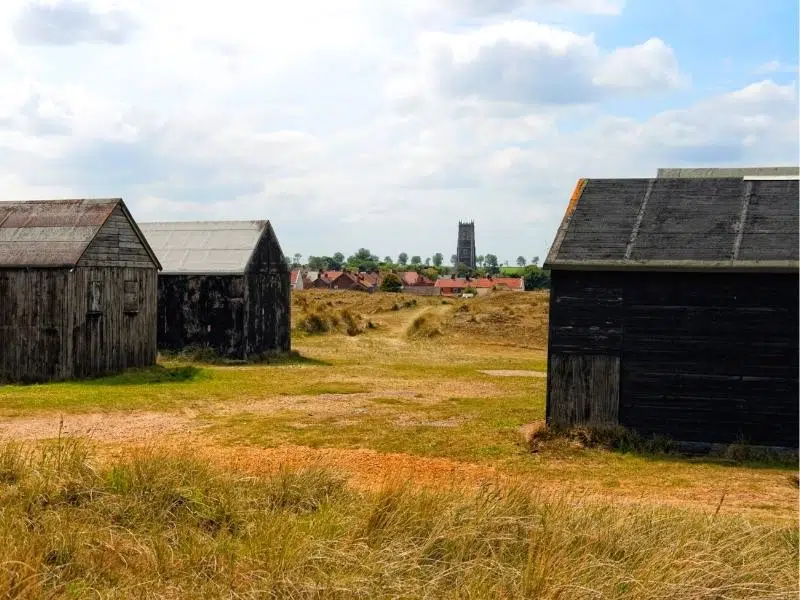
[456,221,476,269]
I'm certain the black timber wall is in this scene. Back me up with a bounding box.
[245,222,291,354]
[154,222,290,360]
[548,270,799,447]
[156,275,247,359]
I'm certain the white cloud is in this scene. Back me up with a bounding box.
[593,38,684,90]
[393,21,684,108]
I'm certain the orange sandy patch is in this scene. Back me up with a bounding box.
[0,410,199,442]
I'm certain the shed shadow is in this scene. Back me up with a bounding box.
[158,348,332,367]
[83,365,205,386]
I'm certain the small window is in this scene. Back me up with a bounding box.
[124,280,140,314]
[87,281,103,315]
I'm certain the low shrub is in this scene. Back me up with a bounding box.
[406,313,443,339]
[526,421,676,455]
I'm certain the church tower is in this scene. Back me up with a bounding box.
[456,221,476,269]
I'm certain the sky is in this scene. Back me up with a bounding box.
[0,0,797,265]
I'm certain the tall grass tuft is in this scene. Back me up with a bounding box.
[406,313,443,339]
[0,439,795,599]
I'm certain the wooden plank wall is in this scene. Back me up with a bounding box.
[619,271,798,447]
[0,269,68,381]
[156,274,247,359]
[0,266,157,381]
[246,272,291,356]
[548,354,620,427]
[245,223,291,356]
[547,270,799,446]
[68,267,158,378]
[79,206,155,268]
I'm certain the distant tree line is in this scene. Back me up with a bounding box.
[287,249,550,290]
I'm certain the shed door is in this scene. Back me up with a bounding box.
[548,354,620,427]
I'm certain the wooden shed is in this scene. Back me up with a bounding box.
[0,198,161,382]
[544,177,799,447]
[138,221,290,359]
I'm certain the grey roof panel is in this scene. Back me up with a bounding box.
[139,221,268,274]
[657,166,800,178]
[0,199,119,267]
[556,179,649,262]
[546,178,799,272]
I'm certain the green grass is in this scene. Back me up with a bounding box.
[0,439,795,599]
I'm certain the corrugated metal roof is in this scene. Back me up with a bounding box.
[138,221,269,274]
[0,199,119,267]
[545,178,799,272]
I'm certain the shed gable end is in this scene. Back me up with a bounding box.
[79,206,157,269]
[246,222,288,274]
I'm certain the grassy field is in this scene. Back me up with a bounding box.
[0,290,797,598]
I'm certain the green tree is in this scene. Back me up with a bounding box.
[484,254,499,275]
[383,256,393,265]
[398,253,408,266]
[424,257,431,266]
[348,248,379,271]
[516,256,526,267]
[411,255,422,265]
[531,256,540,267]
[450,254,457,266]
[292,253,303,267]
[327,255,343,271]
[432,252,444,267]
[476,255,485,267]
[422,267,439,281]
[333,252,345,264]
[523,266,551,290]
[307,256,326,270]
[455,262,471,277]
[380,272,403,293]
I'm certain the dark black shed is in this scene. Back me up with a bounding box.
[139,220,290,359]
[0,198,161,381]
[544,177,799,447]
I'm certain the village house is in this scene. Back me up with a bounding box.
[290,270,305,290]
[310,270,380,292]
[0,198,161,381]
[393,271,437,295]
[435,276,525,297]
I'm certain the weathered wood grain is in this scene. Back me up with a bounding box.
[548,354,620,427]
[546,269,799,447]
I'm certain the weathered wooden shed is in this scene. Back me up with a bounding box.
[138,221,290,359]
[0,198,161,382]
[544,177,799,447]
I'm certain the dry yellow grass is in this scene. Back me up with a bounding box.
[0,439,795,599]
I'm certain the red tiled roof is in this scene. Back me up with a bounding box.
[290,270,301,285]
[398,271,434,286]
